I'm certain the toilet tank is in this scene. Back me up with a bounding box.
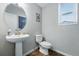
[36,35,42,43]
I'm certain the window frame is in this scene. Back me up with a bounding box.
[58,3,78,25]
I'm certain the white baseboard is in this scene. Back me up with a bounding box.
[23,47,38,56]
[54,49,72,56]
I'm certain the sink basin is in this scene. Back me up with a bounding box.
[6,34,30,56]
[6,34,29,43]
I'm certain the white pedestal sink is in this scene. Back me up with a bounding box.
[6,34,29,56]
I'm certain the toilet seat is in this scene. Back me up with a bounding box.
[40,41,52,48]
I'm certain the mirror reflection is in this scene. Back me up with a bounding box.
[4,4,26,33]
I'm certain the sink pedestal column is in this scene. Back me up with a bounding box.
[15,41,22,56]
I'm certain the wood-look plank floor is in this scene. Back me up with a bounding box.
[27,48,64,56]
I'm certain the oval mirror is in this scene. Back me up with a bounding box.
[4,4,26,32]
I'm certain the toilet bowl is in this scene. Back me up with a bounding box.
[36,35,52,55]
[39,41,52,55]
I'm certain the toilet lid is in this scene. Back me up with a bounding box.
[40,41,51,46]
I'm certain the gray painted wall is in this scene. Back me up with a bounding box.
[0,3,42,56]
[42,3,79,56]
[0,3,15,56]
[22,3,42,54]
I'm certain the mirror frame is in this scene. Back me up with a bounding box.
[3,3,27,31]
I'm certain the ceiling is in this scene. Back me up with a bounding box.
[36,3,49,8]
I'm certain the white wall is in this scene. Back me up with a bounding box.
[0,3,42,56]
[42,3,79,56]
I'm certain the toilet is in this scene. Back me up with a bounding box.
[36,35,52,55]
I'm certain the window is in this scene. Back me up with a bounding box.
[58,3,78,25]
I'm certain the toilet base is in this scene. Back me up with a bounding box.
[39,46,48,55]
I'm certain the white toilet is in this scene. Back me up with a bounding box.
[36,35,52,55]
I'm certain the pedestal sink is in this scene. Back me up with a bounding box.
[6,34,30,56]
